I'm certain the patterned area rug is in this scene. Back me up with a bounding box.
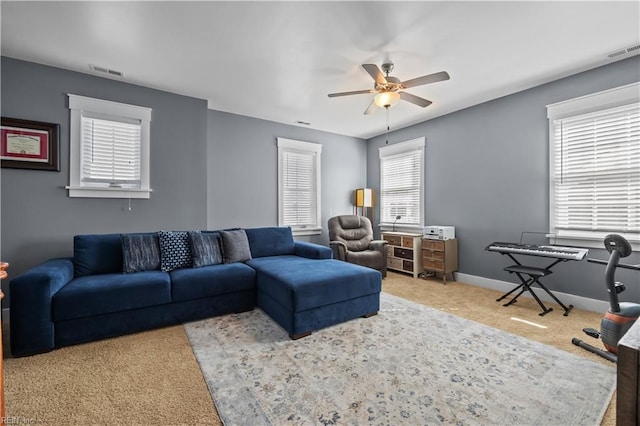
[184,293,615,425]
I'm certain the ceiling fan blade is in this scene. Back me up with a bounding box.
[328,89,375,98]
[363,99,377,115]
[401,71,450,89]
[362,64,387,85]
[400,92,433,108]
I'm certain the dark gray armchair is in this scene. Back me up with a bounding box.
[328,215,387,277]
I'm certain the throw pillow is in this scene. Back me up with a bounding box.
[121,233,161,273]
[158,231,192,272]
[220,229,252,264]
[74,234,123,277]
[189,231,223,267]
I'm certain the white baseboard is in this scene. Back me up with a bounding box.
[455,272,609,314]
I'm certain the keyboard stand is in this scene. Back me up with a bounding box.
[496,254,574,316]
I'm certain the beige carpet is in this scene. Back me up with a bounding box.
[4,325,221,425]
[4,272,615,425]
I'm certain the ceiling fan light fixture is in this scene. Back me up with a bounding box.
[374,91,400,108]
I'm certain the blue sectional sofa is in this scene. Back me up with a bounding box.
[10,226,382,357]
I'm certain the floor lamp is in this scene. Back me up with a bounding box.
[354,188,374,222]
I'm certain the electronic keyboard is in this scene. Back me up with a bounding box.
[486,241,588,261]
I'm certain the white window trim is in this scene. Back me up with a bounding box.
[378,137,426,233]
[277,137,322,236]
[66,94,152,199]
[547,82,640,250]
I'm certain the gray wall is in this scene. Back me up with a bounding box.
[207,110,367,245]
[1,57,209,296]
[367,56,640,301]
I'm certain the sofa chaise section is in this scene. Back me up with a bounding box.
[248,256,381,338]
[245,227,382,339]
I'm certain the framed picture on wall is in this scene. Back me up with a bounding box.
[1,117,60,171]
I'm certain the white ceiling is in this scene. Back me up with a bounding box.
[1,1,639,139]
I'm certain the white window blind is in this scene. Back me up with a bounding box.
[281,149,316,226]
[277,138,322,235]
[548,82,640,248]
[379,137,425,228]
[67,94,152,199]
[81,115,142,188]
[551,103,640,236]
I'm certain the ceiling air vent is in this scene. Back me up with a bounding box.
[89,64,124,78]
[607,43,640,59]
[626,44,640,54]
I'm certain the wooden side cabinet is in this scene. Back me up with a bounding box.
[617,319,640,425]
[382,232,423,278]
[0,261,7,422]
[422,239,458,284]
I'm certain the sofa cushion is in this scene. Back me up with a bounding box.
[159,231,192,272]
[245,227,296,258]
[170,262,256,302]
[53,271,171,321]
[74,234,123,277]
[188,231,223,267]
[247,256,382,312]
[220,229,252,263]
[121,233,161,273]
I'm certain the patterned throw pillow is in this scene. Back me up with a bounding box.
[219,229,252,264]
[189,231,223,267]
[121,233,161,273]
[158,231,192,272]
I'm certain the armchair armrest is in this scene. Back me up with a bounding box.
[329,241,348,261]
[295,241,332,259]
[368,240,388,278]
[368,240,388,253]
[10,257,74,356]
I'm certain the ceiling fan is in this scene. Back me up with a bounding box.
[328,62,450,114]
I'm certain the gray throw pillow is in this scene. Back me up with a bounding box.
[121,233,161,273]
[158,231,192,272]
[220,229,252,264]
[189,231,223,267]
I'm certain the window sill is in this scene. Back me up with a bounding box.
[552,231,640,252]
[291,228,322,237]
[66,186,152,199]
[379,224,424,234]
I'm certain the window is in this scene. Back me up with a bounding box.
[379,137,425,230]
[277,137,322,236]
[547,82,639,249]
[67,94,152,198]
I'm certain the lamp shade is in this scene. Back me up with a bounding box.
[355,188,373,208]
[374,91,400,108]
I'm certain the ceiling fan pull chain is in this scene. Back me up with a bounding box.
[385,106,390,145]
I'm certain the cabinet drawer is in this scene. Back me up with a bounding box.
[424,259,444,271]
[388,257,403,270]
[384,235,402,246]
[422,250,444,261]
[403,260,414,272]
[401,237,414,249]
[394,247,413,260]
[387,246,394,257]
[422,239,445,250]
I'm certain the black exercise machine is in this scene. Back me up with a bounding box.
[572,234,640,363]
